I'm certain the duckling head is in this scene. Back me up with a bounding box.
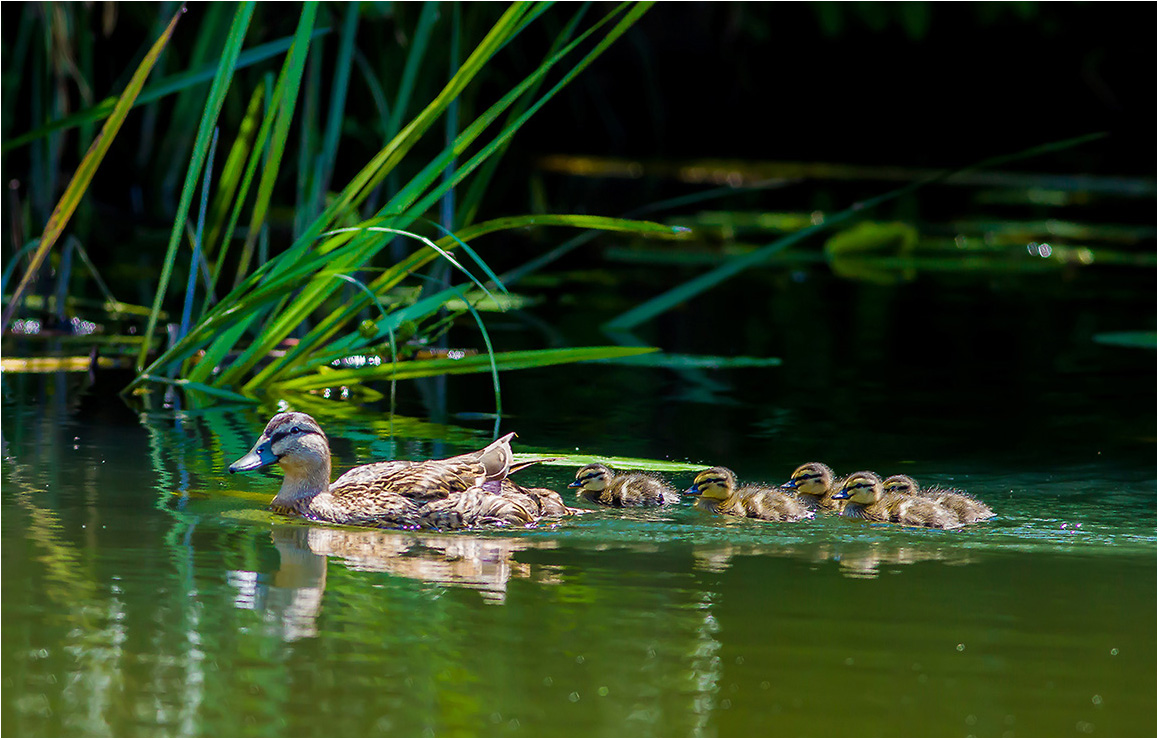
[881,474,920,497]
[783,462,835,495]
[832,471,883,504]
[568,463,613,493]
[686,467,737,501]
[229,412,331,483]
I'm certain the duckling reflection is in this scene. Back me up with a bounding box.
[882,474,996,524]
[568,463,679,507]
[832,471,960,529]
[689,541,973,579]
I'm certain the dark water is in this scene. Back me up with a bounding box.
[2,262,1155,737]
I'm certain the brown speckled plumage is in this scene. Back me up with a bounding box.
[834,471,960,529]
[881,474,995,523]
[568,463,679,507]
[688,467,814,522]
[230,412,571,529]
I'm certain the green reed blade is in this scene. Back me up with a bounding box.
[458,4,590,226]
[273,345,658,390]
[202,83,265,292]
[240,226,497,391]
[316,3,360,202]
[387,1,441,140]
[604,132,1109,331]
[138,374,258,404]
[2,28,330,154]
[136,2,255,371]
[398,2,651,221]
[233,1,318,286]
[2,6,184,333]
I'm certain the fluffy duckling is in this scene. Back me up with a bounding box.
[229,412,567,529]
[882,474,995,523]
[781,461,845,511]
[568,463,679,506]
[687,467,814,522]
[831,471,959,529]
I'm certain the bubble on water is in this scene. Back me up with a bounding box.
[568,692,580,702]
[1091,695,1102,706]
[957,643,966,652]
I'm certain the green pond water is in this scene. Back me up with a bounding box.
[2,264,1156,737]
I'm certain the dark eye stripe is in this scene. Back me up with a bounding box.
[269,427,318,445]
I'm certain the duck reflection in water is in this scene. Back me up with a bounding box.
[228,525,562,640]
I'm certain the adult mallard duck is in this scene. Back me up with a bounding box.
[781,461,846,512]
[831,471,959,529]
[686,467,813,522]
[228,412,569,529]
[881,474,995,524]
[567,463,679,507]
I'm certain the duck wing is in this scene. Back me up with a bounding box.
[417,486,536,530]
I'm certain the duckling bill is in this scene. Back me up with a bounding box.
[781,461,846,512]
[568,463,679,506]
[230,412,570,530]
[688,467,813,522]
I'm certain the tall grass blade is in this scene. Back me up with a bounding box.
[136,3,255,370]
[273,346,658,390]
[1,28,330,154]
[1,6,184,332]
[604,132,1109,330]
[233,2,319,286]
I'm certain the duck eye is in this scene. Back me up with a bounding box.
[291,426,300,434]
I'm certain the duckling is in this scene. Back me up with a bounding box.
[781,461,845,511]
[831,471,959,529]
[881,474,995,523]
[687,467,814,522]
[229,412,566,529]
[567,463,679,507]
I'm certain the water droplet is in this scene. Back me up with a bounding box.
[956,643,966,652]
[1092,695,1102,705]
[1110,648,1118,656]
[543,676,553,687]
[598,686,609,697]
[568,692,580,703]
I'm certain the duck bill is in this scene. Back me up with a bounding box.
[684,485,700,496]
[830,490,850,501]
[781,479,797,489]
[229,440,278,473]
[566,480,582,488]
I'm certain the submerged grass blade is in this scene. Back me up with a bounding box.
[2,6,184,332]
[604,132,1109,331]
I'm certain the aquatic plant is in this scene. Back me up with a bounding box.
[2,2,684,406]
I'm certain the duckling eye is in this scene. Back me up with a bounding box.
[291,426,301,434]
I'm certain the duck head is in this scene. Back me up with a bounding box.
[568,463,613,494]
[229,412,331,484]
[686,467,737,501]
[881,474,920,497]
[832,471,883,504]
[783,462,835,495]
